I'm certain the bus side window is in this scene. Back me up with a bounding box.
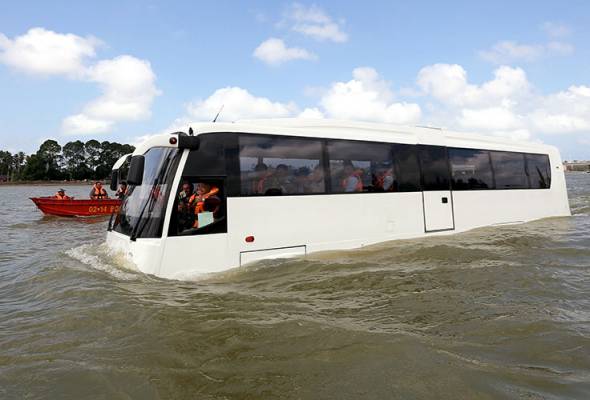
[449,148,494,190]
[326,140,393,193]
[392,144,421,192]
[526,154,551,189]
[491,151,529,189]
[239,135,324,196]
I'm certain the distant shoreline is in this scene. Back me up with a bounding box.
[0,180,108,187]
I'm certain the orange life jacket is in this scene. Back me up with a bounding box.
[255,172,273,194]
[55,193,69,200]
[92,186,107,199]
[341,171,363,192]
[375,171,393,191]
[189,186,220,214]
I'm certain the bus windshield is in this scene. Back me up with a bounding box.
[112,147,181,239]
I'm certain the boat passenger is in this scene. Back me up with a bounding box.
[54,188,71,200]
[89,181,109,199]
[191,182,221,228]
[115,182,128,199]
[341,163,363,192]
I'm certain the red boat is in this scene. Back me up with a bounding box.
[30,197,122,217]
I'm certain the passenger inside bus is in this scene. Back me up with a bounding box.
[341,162,363,192]
[190,182,221,228]
[373,163,396,191]
[306,165,325,193]
[252,163,269,194]
[293,167,310,193]
[177,181,195,230]
[262,164,293,195]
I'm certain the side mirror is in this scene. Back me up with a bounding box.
[110,170,118,191]
[127,155,145,185]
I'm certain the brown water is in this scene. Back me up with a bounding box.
[1,176,590,399]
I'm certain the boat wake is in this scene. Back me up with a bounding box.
[65,242,140,281]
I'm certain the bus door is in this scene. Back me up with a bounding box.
[418,145,455,232]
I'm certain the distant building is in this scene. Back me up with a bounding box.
[563,160,590,171]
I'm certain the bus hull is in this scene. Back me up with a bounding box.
[107,188,570,280]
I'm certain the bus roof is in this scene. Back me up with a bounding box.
[133,118,558,157]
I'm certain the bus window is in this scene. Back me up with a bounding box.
[491,151,529,189]
[327,140,393,193]
[526,154,551,189]
[169,177,226,236]
[418,145,451,191]
[239,135,324,195]
[392,144,421,192]
[449,148,494,190]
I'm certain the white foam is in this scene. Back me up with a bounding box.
[65,243,140,281]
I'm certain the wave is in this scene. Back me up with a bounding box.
[65,242,140,281]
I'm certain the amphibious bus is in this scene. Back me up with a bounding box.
[106,119,570,279]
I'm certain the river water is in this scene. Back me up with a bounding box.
[1,175,589,399]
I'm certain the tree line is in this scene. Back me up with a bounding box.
[0,139,135,182]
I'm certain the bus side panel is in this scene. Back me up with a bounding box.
[227,192,425,258]
[453,188,570,232]
[159,234,233,278]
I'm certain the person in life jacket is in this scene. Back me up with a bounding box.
[262,164,291,195]
[177,181,195,231]
[190,182,220,228]
[252,163,269,194]
[54,188,71,200]
[341,163,363,192]
[89,181,109,199]
[115,182,128,199]
[374,165,395,192]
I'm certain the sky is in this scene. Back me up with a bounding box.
[1,0,589,160]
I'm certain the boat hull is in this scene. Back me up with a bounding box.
[30,197,121,217]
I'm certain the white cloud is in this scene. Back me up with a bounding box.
[62,114,114,134]
[417,64,531,108]
[298,107,324,119]
[62,55,160,135]
[319,67,421,124]
[479,40,574,64]
[546,41,574,55]
[159,63,590,149]
[479,41,545,64]
[253,38,316,66]
[542,22,572,38]
[417,64,531,139]
[285,3,348,42]
[458,107,524,132]
[186,87,297,122]
[529,85,590,134]
[0,28,160,135]
[0,27,100,76]
[416,63,590,140]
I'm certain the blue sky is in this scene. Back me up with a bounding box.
[1,0,589,160]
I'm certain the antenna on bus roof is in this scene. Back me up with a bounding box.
[188,127,194,136]
[212,104,224,123]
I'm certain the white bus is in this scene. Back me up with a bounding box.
[106,119,571,279]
